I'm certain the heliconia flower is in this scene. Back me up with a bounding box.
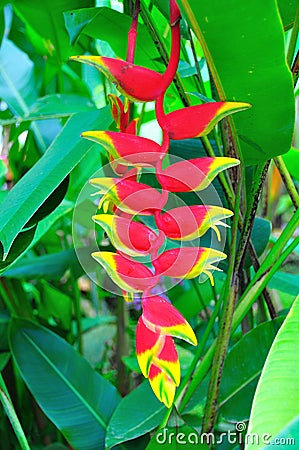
[142,296,197,346]
[125,118,138,135]
[136,317,179,407]
[154,205,233,241]
[92,251,158,298]
[81,131,167,168]
[152,247,227,286]
[156,157,239,192]
[108,94,129,131]
[70,56,165,102]
[156,97,251,140]
[92,214,165,257]
[148,363,176,408]
[90,177,168,215]
[69,2,181,102]
[108,94,138,135]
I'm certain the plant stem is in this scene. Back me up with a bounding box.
[292,49,299,85]
[274,156,299,209]
[0,374,31,450]
[234,162,270,272]
[201,172,242,433]
[126,0,140,63]
[116,299,130,396]
[123,0,133,15]
[139,0,190,106]
[247,243,276,319]
[287,1,299,68]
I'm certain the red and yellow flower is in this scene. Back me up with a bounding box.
[154,205,233,241]
[82,131,167,168]
[90,177,168,215]
[156,96,251,140]
[153,247,226,286]
[93,214,165,257]
[156,157,239,192]
[74,0,249,408]
[136,296,197,407]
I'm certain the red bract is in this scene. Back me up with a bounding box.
[70,0,181,103]
[82,131,168,168]
[108,94,130,132]
[152,247,226,285]
[142,296,197,345]
[136,317,179,407]
[156,96,251,140]
[90,177,168,215]
[70,56,164,102]
[93,214,165,257]
[154,205,233,241]
[156,157,239,192]
[136,294,196,407]
[92,251,158,296]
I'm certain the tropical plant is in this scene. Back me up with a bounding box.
[0,0,298,449]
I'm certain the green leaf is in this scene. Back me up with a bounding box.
[13,0,94,63]
[83,323,116,368]
[3,249,81,280]
[0,201,73,275]
[9,318,120,450]
[0,108,111,259]
[245,295,299,450]
[65,7,162,69]
[0,38,37,115]
[218,318,282,421]
[0,226,37,273]
[28,94,96,117]
[269,271,299,296]
[178,0,295,164]
[244,217,272,268]
[282,147,299,181]
[25,175,70,228]
[38,281,72,330]
[277,0,299,30]
[262,415,299,448]
[106,382,166,449]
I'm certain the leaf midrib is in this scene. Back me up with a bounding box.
[21,330,108,429]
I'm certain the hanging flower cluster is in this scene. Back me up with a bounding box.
[71,0,250,407]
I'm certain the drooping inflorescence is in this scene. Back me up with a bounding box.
[71,0,250,407]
